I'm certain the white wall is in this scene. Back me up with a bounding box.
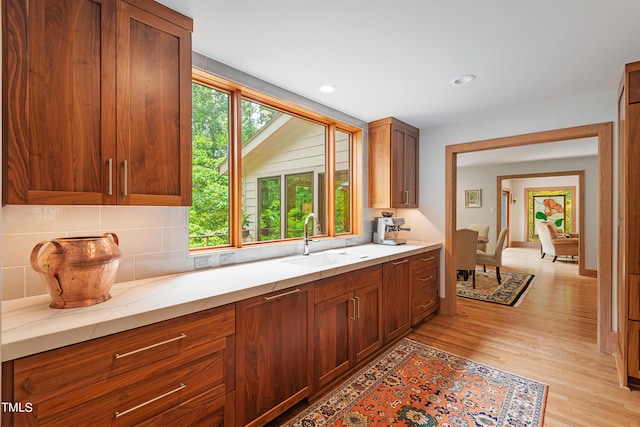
[406,90,617,295]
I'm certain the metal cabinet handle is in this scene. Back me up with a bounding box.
[114,333,186,359]
[107,158,113,196]
[420,275,435,282]
[122,160,128,196]
[350,297,356,320]
[405,190,409,205]
[419,300,435,308]
[421,256,435,262]
[264,288,300,301]
[354,296,360,319]
[392,259,408,265]
[115,383,185,418]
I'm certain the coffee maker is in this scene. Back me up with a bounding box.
[373,215,411,245]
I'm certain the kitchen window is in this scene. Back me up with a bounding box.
[190,70,361,251]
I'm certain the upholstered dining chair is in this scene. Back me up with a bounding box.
[456,228,479,288]
[476,227,508,284]
[469,223,490,253]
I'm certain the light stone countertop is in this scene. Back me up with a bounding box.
[1,242,441,362]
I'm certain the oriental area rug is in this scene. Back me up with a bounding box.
[283,338,547,427]
[457,270,535,306]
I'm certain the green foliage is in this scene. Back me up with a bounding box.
[190,84,277,248]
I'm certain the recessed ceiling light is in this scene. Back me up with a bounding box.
[318,84,337,93]
[451,75,476,85]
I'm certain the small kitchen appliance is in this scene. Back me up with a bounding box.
[373,217,411,245]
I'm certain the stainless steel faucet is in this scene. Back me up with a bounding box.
[303,212,317,256]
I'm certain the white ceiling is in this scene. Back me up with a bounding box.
[157,0,636,163]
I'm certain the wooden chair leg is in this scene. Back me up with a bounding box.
[472,270,476,289]
[552,256,557,262]
[541,253,546,259]
[483,265,486,272]
[496,266,501,284]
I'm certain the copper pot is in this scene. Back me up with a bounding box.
[31,233,122,309]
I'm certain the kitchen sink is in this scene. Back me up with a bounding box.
[282,250,368,268]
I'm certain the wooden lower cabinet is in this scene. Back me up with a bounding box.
[1,250,440,427]
[313,265,383,391]
[382,257,411,343]
[235,284,314,427]
[410,249,440,326]
[1,304,236,426]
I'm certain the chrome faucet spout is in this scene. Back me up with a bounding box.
[303,213,317,256]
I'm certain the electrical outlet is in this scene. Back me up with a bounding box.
[220,253,235,266]
[194,256,211,269]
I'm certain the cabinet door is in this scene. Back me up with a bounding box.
[314,292,353,390]
[236,285,313,427]
[382,258,411,343]
[628,104,640,274]
[116,1,192,206]
[391,125,419,208]
[391,126,408,208]
[404,129,419,208]
[353,282,383,364]
[629,321,640,379]
[3,0,117,205]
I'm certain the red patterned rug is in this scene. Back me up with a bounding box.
[283,338,547,427]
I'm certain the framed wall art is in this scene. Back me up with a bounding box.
[464,189,482,208]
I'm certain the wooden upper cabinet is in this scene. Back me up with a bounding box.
[116,0,192,205]
[368,117,420,209]
[2,0,192,206]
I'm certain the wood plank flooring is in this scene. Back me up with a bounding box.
[409,247,640,427]
[272,247,640,426]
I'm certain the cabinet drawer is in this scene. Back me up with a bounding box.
[13,304,235,403]
[34,342,227,426]
[412,286,439,325]
[315,265,382,303]
[410,250,439,271]
[411,265,438,290]
[630,274,640,321]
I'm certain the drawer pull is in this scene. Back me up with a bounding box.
[420,300,435,308]
[420,275,435,282]
[114,333,187,359]
[264,288,300,301]
[421,256,435,262]
[350,297,356,320]
[115,382,186,418]
[392,259,409,265]
[354,296,360,319]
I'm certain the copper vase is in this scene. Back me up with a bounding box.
[31,233,122,309]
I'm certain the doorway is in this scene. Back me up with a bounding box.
[501,189,510,246]
[442,123,613,354]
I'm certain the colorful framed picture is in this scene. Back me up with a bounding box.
[464,189,482,208]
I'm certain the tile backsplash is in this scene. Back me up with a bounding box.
[1,205,191,301]
[2,205,373,301]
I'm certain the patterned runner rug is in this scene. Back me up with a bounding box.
[457,270,535,306]
[283,338,547,427]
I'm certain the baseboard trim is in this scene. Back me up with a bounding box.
[509,241,539,248]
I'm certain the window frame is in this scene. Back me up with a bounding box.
[191,68,362,252]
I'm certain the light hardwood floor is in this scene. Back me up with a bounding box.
[409,247,640,427]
